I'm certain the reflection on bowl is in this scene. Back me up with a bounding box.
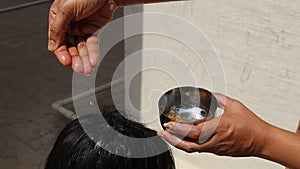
[159,86,217,125]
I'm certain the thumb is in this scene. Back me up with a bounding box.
[213,93,228,109]
[48,6,73,51]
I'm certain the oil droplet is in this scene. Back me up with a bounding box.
[89,101,94,106]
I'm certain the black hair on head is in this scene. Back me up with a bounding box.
[45,111,175,169]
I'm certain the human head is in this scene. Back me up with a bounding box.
[45,111,175,169]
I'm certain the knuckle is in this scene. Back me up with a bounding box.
[50,27,57,34]
[57,3,73,20]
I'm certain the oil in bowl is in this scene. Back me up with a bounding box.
[159,86,218,124]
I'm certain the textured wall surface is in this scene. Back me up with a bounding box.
[137,0,300,168]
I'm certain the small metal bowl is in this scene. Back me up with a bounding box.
[159,86,218,125]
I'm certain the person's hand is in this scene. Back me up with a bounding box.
[48,0,118,74]
[159,93,270,157]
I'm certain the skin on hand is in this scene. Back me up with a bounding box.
[159,93,300,168]
[48,0,178,73]
[159,93,270,156]
[48,0,118,74]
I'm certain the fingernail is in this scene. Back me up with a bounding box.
[84,68,94,77]
[163,123,172,129]
[89,57,98,67]
[48,40,56,51]
[60,55,66,62]
[74,63,82,73]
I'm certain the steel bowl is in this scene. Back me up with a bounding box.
[159,86,218,124]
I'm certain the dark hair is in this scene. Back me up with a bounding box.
[45,111,175,169]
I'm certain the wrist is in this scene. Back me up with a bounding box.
[248,119,272,157]
[255,122,272,157]
[256,124,299,168]
[257,123,288,160]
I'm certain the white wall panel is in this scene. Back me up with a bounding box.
[138,0,300,168]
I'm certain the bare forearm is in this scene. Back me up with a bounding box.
[114,0,185,7]
[258,124,300,169]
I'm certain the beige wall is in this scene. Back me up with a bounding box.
[125,0,300,168]
[125,0,300,169]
